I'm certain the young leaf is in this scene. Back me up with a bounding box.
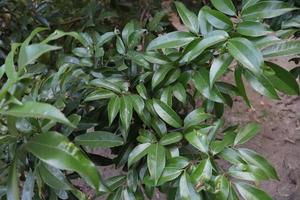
[241,1,298,20]
[185,130,208,153]
[264,62,300,95]
[26,132,107,191]
[227,37,263,74]
[174,1,199,34]
[159,132,183,146]
[180,30,229,63]
[128,143,151,168]
[153,99,182,128]
[147,143,166,184]
[147,31,195,50]
[108,96,120,126]
[120,96,133,132]
[179,172,201,200]
[235,182,272,200]
[237,21,271,37]
[238,148,279,180]
[203,7,233,30]
[184,108,212,128]
[243,69,279,99]
[261,40,300,58]
[234,122,260,145]
[74,131,124,148]
[210,53,233,86]
[2,101,74,128]
[210,0,236,16]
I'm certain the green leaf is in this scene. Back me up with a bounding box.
[116,36,126,55]
[203,7,233,30]
[128,143,151,168]
[234,122,260,145]
[250,35,281,49]
[180,30,229,63]
[198,7,213,35]
[174,1,199,34]
[184,108,212,128]
[261,40,300,58]
[21,171,35,200]
[74,131,124,148]
[84,90,116,102]
[238,148,279,180]
[130,94,145,115]
[227,37,263,74]
[235,182,272,200]
[220,148,245,164]
[122,21,135,46]
[147,31,195,50]
[2,101,74,128]
[72,47,92,58]
[26,132,107,191]
[242,0,260,10]
[241,1,298,20]
[210,0,236,16]
[179,172,201,200]
[7,159,19,200]
[147,143,166,184]
[214,175,230,200]
[237,21,271,37]
[18,44,61,68]
[0,135,17,145]
[108,96,120,126]
[264,62,299,95]
[159,132,183,146]
[243,69,279,99]
[38,164,72,190]
[194,68,225,103]
[153,99,182,128]
[42,30,85,45]
[5,43,19,82]
[97,32,115,46]
[90,79,121,93]
[191,158,212,183]
[143,52,171,65]
[210,53,233,86]
[185,130,208,153]
[152,66,173,89]
[234,66,251,106]
[120,96,133,132]
[173,83,187,103]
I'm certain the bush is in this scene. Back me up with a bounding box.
[0,1,300,199]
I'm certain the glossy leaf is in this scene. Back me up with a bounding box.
[235,182,272,200]
[238,148,279,180]
[25,132,107,191]
[2,101,74,128]
[243,69,279,99]
[175,1,199,34]
[237,21,271,37]
[74,131,124,148]
[179,172,201,200]
[90,79,121,93]
[153,99,182,128]
[185,130,208,153]
[159,132,183,146]
[227,37,263,74]
[21,171,35,200]
[147,143,166,184]
[210,53,233,86]
[128,143,151,167]
[234,66,251,106]
[180,30,229,63]
[84,90,116,102]
[184,108,212,128]
[198,7,213,35]
[147,31,195,50]
[203,7,233,30]
[210,0,236,16]
[152,66,173,89]
[264,62,299,95]
[108,95,120,126]
[261,40,300,58]
[191,158,212,183]
[234,122,260,145]
[7,159,19,200]
[241,1,298,20]
[120,96,133,132]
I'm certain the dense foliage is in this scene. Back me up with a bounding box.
[0,0,300,199]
